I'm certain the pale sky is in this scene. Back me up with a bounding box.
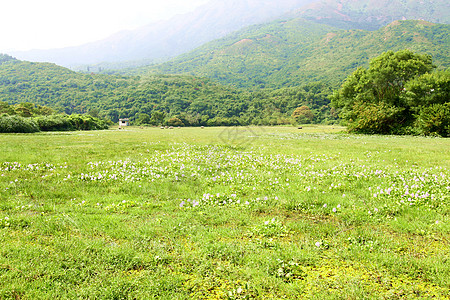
[0,0,210,52]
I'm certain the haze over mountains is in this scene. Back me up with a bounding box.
[10,0,449,69]
[297,0,450,30]
[11,0,317,67]
[142,19,449,89]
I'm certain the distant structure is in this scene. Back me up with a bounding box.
[119,118,130,128]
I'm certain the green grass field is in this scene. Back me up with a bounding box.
[1,126,449,299]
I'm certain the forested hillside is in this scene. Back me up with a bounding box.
[11,0,449,69]
[0,55,336,126]
[0,55,137,115]
[11,0,317,68]
[297,0,450,30]
[140,20,449,89]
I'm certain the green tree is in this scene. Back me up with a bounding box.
[150,111,165,126]
[331,50,437,134]
[135,113,151,125]
[292,105,314,124]
[401,70,450,108]
[167,117,184,127]
[88,108,100,118]
[414,103,450,137]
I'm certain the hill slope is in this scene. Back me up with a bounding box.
[296,0,450,30]
[0,54,337,125]
[11,0,316,68]
[10,0,449,69]
[140,20,449,89]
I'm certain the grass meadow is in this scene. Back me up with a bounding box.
[0,125,449,299]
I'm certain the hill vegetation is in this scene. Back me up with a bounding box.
[296,0,450,30]
[10,0,449,69]
[0,19,448,134]
[140,20,449,89]
[11,0,317,68]
[0,101,110,133]
[0,54,337,127]
[332,50,450,136]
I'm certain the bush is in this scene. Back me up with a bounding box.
[34,115,74,131]
[166,117,184,127]
[292,106,314,124]
[0,114,40,133]
[67,114,110,131]
[0,113,109,133]
[134,113,151,126]
[346,101,406,134]
[331,50,445,135]
[414,103,450,137]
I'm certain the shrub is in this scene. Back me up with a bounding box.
[167,117,184,127]
[292,106,314,124]
[346,101,406,134]
[34,115,74,131]
[414,103,450,137]
[0,114,40,133]
[134,113,151,126]
[67,114,109,131]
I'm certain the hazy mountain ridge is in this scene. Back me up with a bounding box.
[10,0,449,69]
[0,54,338,125]
[10,0,316,68]
[296,0,450,30]
[139,19,449,89]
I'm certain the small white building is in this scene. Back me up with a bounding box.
[119,118,130,127]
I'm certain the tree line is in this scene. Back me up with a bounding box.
[0,55,338,128]
[332,50,449,136]
[1,50,448,136]
[0,102,110,133]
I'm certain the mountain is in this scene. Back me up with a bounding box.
[10,0,316,68]
[0,54,136,115]
[10,0,449,69]
[296,0,450,30]
[0,54,337,125]
[138,19,449,89]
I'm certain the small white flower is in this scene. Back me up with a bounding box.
[315,241,322,247]
[323,204,327,208]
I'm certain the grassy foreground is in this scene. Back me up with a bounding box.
[0,126,449,299]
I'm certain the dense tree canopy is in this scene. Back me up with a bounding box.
[331,50,449,136]
[0,56,338,126]
[140,20,449,89]
[0,101,110,133]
